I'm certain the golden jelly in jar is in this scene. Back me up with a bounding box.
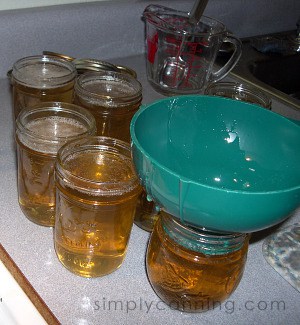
[12,55,77,119]
[147,211,250,312]
[54,136,142,277]
[74,71,142,143]
[16,102,96,227]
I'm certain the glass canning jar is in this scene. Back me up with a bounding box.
[15,102,96,227]
[146,211,250,312]
[54,136,142,277]
[205,82,272,109]
[74,71,142,143]
[11,55,77,119]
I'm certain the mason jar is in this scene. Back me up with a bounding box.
[74,71,142,143]
[146,211,250,312]
[11,55,77,119]
[205,82,272,109]
[54,136,142,277]
[16,102,96,227]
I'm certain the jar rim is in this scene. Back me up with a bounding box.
[12,55,77,88]
[55,136,141,197]
[16,102,96,154]
[74,71,142,106]
[205,82,272,108]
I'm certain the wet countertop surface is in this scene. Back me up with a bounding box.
[0,54,300,325]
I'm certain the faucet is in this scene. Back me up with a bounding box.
[249,18,300,55]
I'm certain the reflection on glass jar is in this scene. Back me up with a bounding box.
[134,189,160,232]
[146,211,250,312]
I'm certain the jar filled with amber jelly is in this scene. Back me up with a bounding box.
[146,211,250,312]
[11,55,77,119]
[74,71,142,143]
[54,136,142,277]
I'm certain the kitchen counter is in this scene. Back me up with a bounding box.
[0,52,300,325]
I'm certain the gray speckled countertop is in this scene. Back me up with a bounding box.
[0,53,300,325]
[0,1,300,324]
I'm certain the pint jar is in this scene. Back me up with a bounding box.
[147,211,250,312]
[205,82,272,109]
[16,102,96,227]
[11,55,77,119]
[74,71,142,143]
[54,136,142,277]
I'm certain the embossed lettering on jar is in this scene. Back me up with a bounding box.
[146,212,250,312]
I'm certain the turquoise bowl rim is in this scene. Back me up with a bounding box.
[130,95,300,195]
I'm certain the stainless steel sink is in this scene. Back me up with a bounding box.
[217,30,300,110]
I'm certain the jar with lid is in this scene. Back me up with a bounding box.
[146,211,250,312]
[74,71,142,143]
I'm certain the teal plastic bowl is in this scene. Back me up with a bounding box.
[130,95,300,233]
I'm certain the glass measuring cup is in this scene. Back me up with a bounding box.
[143,4,242,95]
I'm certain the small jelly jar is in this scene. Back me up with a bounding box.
[146,211,250,312]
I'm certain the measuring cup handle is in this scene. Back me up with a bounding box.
[209,34,242,83]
